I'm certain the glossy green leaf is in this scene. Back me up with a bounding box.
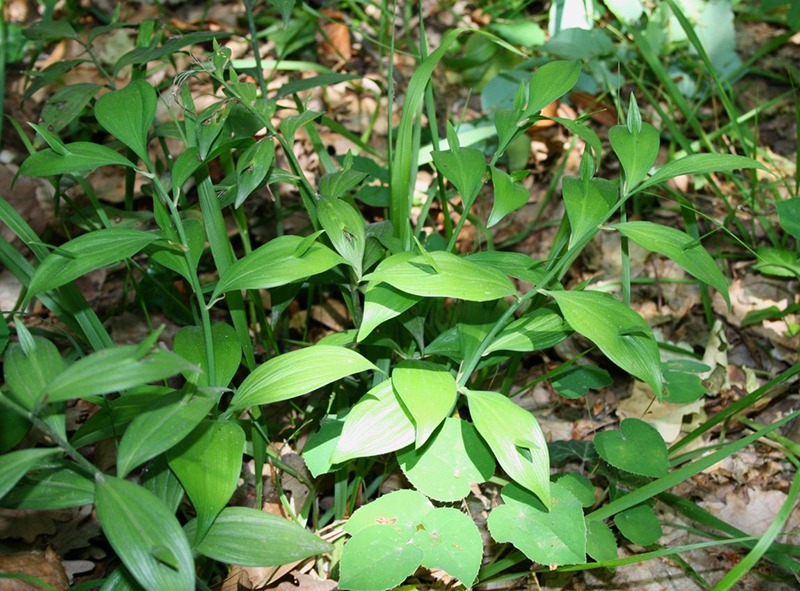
[551,365,612,399]
[485,306,571,354]
[116,394,215,478]
[546,290,663,395]
[4,337,65,410]
[212,235,343,298]
[358,281,421,341]
[0,449,61,500]
[339,525,423,591]
[609,122,660,194]
[174,323,242,387]
[365,250,515,302]
[44,345,196,402]
[612,221,730,307]
[392,361,457,448]
[317,197,366,278]
[141,457,184,515]
[186,506,332,566]
[302,417,344,477]
[40,83,100,134]
[99,565,143,591]
[562,176,617,247]
[166,419,245,542]
[95,476,194,591]
[343,489,433,537]
[331,379,415,463]
[432,134,486,209]
[488,482,586,566]
[776,197,800,240]
[466,389,550,508]
[2,462,94,509]
[636,153,766,194]
[28,229,159,296]
[413,508,482,587]
[235,139,275,208]
[586,519,618,562]
[19,142,136,176]
[614,503,662,546]
[593,418,669,478]
[466,251,545,285]
[230,345,376,411]
[398,418,495,502]
[523,59,582,119]
[489,166,530,227]
[95,80,157,163]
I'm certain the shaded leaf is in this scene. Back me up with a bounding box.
[609,122,660,194]
[593,418,669,478]
[776,197,800,240]
[551,365,612,399]
[94,80,157,163]
[173,323,242,388]
[0,449,61,500]
[614,503,662,546]
[41,83,100,135]
[489,166,530,227]
[523,59,582,119]
[636,154,766,194]
[4,337,65,411]
[317,197,366,278]
[19,142,136,176]
[563,176,617,248]
[235,139,275,208]
[586,519,618,562]
[2,462,94,510]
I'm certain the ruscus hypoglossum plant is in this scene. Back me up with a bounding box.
[1,3,798,591]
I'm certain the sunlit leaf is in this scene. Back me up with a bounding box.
[523,59,582,119]
[392,361,457,448]
[593,418,669,478]
[636,153,766,194]
[19,142,136,176]
[413,508,482,587]
[609,122,659,194]
[563,176,617,247]
[173,323,242,388]
[489,166,530,227]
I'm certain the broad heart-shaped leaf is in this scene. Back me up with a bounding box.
[174,323,242,388]
[488,481,586,567]
[95,476,194,591]
[593,418,669,478]
[0,448,61,500]
[611,221,731,308]
[95,80,157,163]
[339,525,424,591]
[635,153,766,194]
[185,507,332,566]
[4,337,65,411]
[212,235,343,299]
[586,519,618,562]
[398,418,495,502]
[609,122,660,194]
[489,166,530,227]
[116,393,215,479]
[28,229,159,296]
[44,346,196,402]
[523,59,582,119]
[613,503,662,546]
[392,361,457,448]
[358,283,421,341]
[431,146,486,209]
[777,197,800,241]
[413,508,483,587]
[229,345,376,411]
[485,306,571,355]
[562,176,617,248]
[317,197,366,279]
[2,461,94,510]
[466,389,550,508]
[166,419,245,543]
[235,138,275,208]
[365,250,515,302]
[18,142,136,176]
[331,379,416,464]
[344,489,434,537]
[545,290,664,396]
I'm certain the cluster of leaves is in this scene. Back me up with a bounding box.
[1,1,799,590]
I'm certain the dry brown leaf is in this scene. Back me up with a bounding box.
[316,10,352,70]
[274,572,336,591]
[0,509,72,544]
[0,547,69,591]
[617,381,705,443]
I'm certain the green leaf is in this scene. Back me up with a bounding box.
[523,59,582,119]
[466,389,550,508]
[776,197,800,240]
[550,365,612,399]
[2,462,94,510]
[614,503,662,546]
[174,323,242,387]
[269,0,296,27]
[488,482,586,566]
[230,345,376,411]
[113,31,225,74]
[171,147,202,194]
[116,394,215,478]
[339,525,423,591]
[358,277,421,341]
[0,449,61,500]
[392,361,457,448]
[95,80,157,163]
[235,139,275,208]
[23,18,80,41]
[753,247,800,278]
[319,167,369,200]
[431,134,487,209]
[562,176,617,248]
[317,197,366,278]
[302,417,344,477]
[398,418,495,502]
[40,83,101,135]
[185,506,332,565]
[0,408,31,452]
[636,154,766,194]
[609,122,660,194]
[586,519,618,562]
[95,476,194,591]
[343,489,433,537]
[212,235,343,298]
[19,142,136,176]
[365,250,515,302]
[28,229,159,296]
[4,337,65,410]
[611,221,730,307]
[166,419,246,542]
[331,379,415,464]
[593,418,669,478]
[489,166,530,227]
[44,345,196,402]
[545,290,664,396]
[147,218,205,281]
[553,472,594,507]
[662,359,709,403]
[141,456,184,515]
[413,508,483,587]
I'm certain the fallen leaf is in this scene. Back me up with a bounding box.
[0,547,69,591]
[617,382,705,443]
